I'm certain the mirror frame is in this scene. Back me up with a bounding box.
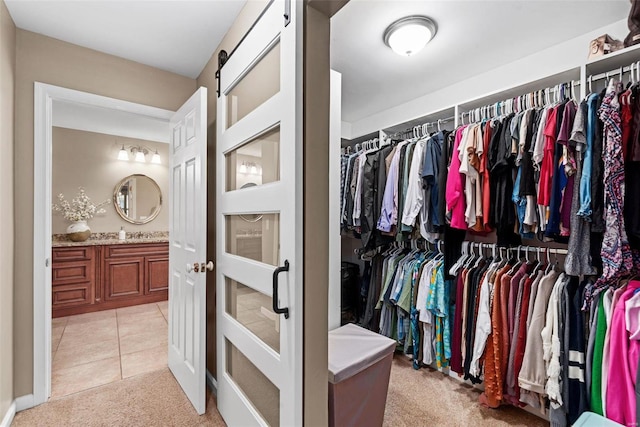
[239,183,264,222]
[113,174,163,224]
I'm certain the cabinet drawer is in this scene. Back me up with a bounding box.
[52,246,93,262]
[52,261,93,285]
[52,282,94,308]
[104,243,169,259]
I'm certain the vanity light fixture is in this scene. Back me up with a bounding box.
[117,144,161,164]
[383,16,437,57]
[238,161,262,176]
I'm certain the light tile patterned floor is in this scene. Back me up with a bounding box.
[51,301,169,399]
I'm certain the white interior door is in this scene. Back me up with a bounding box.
[168,87,208,415]
[216,0,303,425]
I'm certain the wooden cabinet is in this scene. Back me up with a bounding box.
[51,247,96,311]
[52,242,169,317]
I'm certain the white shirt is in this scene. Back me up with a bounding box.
[401,139,426,228]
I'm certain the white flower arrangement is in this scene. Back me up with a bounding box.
[52,187,110,222]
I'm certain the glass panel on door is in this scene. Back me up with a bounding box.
[226,42,280,128]
[225,126,280,192]
[225,213,280,265]
[225,277,280,352]
[226,339,280,426]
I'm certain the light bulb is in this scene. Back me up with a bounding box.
[151,151,161,164]
[117,145,129,161]
[388,24,432,56]
[134,150,146,163]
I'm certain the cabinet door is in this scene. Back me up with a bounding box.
[146,256,169,294]
[103,257,145,300]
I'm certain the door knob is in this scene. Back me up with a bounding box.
[201,261,214,272]
[186,262,200,273]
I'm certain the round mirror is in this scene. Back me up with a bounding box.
[113,174,162,224]
[239,183,263,222]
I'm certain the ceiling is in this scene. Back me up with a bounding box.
[331,0,631,124]
[4,0,631,125]
[4,0,247,78]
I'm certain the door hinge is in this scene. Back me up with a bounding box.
[45,258,50,267]
[216,50,229,98]
[284,0,291,27]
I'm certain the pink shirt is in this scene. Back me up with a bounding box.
[446,126,467,230]
[606,281,640,426]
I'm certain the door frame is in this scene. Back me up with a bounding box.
[31,82,174,407]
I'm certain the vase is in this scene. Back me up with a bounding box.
[66,220,91,242]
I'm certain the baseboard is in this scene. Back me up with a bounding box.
[1,401,16,427]
[15,394,34,412]
[206,369,217,395]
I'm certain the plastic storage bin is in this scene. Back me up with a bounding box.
[328,323,396,427]
[573,412,623,426]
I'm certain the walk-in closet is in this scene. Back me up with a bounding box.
[331,1,640,425]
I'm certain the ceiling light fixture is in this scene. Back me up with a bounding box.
[383,16,437,57]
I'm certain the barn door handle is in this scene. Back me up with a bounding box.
[272,260,289,319]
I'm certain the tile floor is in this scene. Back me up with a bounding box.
[51,301,169,399]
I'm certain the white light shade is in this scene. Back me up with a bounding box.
[384,16,437,57]
[239,162,247,173]
[117,147,129,161]
[134,150,146,163]
[250,164,258,174]
[151,151,161,164]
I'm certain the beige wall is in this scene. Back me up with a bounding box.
[52,127,169,234]
[304,4,330,425]
[0,0,15,418]
[196,0,269,380]
[14,29,196,396]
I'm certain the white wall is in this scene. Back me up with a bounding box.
[344,18,628,139]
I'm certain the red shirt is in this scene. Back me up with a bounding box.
[538,106,558,206]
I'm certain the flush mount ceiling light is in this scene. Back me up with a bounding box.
[383,16,437,57]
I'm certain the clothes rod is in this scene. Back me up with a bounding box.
[587,61,639,84]
[390,115,456,138]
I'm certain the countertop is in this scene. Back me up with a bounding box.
[52,238,169,247]
[52,231,169,247]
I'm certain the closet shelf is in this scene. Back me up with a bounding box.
[585,43,640,75]
[457,68,581,112]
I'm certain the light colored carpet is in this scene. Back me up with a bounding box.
[383,355,547,427]
[12,368,225,427]
[13,356,547,426]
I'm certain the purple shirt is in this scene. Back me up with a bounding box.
[377,141,408,232]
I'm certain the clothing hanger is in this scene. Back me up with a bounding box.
[449,241,468,275]
[544,247,554,274]
[506,245,523,275]
[619,66,624,83]
[530,247,542,275]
